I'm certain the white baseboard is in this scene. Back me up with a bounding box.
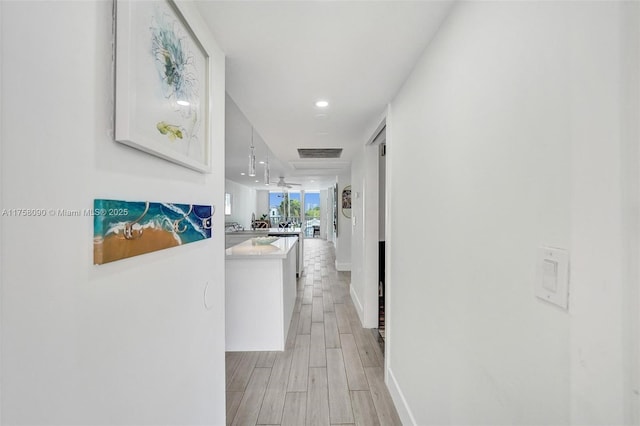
[387,367,417,426]
[335,261,351,271]
[349,285,364,324]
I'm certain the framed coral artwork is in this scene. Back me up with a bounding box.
[115,0,211,172]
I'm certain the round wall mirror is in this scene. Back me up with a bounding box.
[341,185,352,218]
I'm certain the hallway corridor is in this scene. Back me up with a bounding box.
[225,239,402,425]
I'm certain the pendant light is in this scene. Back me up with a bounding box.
[248,127,256,177]
[264,152,270,185]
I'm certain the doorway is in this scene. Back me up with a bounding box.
[378,140,386,342]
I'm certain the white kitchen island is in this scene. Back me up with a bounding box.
[225,236,298,351]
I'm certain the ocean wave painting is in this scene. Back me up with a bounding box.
[114,0,211,172]
[93,198,212,265]
[149,1,204,159]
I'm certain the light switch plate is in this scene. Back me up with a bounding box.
[536,246,569,310]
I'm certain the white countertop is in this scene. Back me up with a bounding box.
[264,228,302,235]
[226,228,302,235]
[226,236,298,259]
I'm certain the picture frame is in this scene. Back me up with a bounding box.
[115,0,212,172]
[333,183,339,236]
[341,185,352,218]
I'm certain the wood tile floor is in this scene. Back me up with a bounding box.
[226,238,402,426]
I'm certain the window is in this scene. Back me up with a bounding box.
[269,191,300,226]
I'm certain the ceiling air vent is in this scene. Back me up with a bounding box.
[297,148,343,159]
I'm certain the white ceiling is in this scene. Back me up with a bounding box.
[196,1,454,191]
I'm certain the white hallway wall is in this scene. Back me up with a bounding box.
[1,1,226,424]
[320,188,329,240]
[386,1,639,425]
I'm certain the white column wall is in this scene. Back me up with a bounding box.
[256,190,270,219]
[350,146,379,328]
[0,2,4,420]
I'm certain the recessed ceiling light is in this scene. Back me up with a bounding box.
[255,180,259,183]
[259,161,265,164]
[315,100,329,108]
[240,172,246,176]
[177,100,190,106]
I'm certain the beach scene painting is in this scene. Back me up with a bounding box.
[93,199,212,265]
